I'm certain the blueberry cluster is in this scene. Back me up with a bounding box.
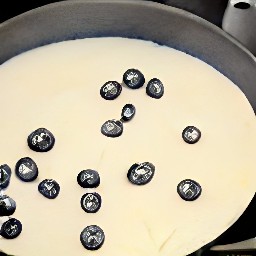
[0,164,22,239]
[17,128,60,200]
[0,127,59,240]
[101,103,136,138]
[77,169,102,214]
[0,69,204,249]
[77,169,104,250]
[123,69,165,98]
[100,69,164,138]
[179,126,202,200]
[76,161,157,251]
[123,69,164,99]
[99,69,202,200]
[100,68,165,100]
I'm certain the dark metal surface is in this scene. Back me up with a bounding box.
[0,1,63,23]
[157,0,228,27]
[0,0,229,26]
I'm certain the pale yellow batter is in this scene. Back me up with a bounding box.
[0,37,256,256]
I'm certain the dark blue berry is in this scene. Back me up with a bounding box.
[80,192,102,213]
[0,218,22,239]
[123,69,145,89]
[27,128,55,152]
[177,179,202,201]
[127,162,155,185]
[0,195,16,217]
[80,225,105,250]
[146,78,164,99]
[0,164,11,190]
[77,170,100,188]
[182,126,201,144]
[15,157,38,182]
[121,104,136,122]
[100,81,122,100]
[38,179,60,199]
[101,120,123,138]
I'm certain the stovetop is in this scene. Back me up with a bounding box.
[0,0,229,26]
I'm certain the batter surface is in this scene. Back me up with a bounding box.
[0,37,256,256]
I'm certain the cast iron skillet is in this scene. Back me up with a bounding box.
[0,1,256,255]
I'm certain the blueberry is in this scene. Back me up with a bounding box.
[177,179,202,201]
[27,128,55,152]
[121,104,136,122]
[0,218,22,239]
[77,170,100,188]
[80,225,105,250]
[38,179,60,199]
[80,192,102,213]
[100,81,122,100]
[0,195,16,217]
[123,69,145,89]
[182,126,201,144]
[146,78,164,99]
[101,119,123,138]
[127,162,155,185]
[15,157,38,182]
[0,164,11,190]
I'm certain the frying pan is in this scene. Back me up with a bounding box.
[0,0,255,255]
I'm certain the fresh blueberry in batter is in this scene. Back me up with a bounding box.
[182,126,201,144]
[15,157,38,182]
[77,169,100,188]
[27,128,55,152]
[80,225,105,250]
[38,179,60,199]
[0,218,22,239]
[177,179,202,201]
[123,68,145,89]
[0,164,11,190]
[127,162,155,185]
[121,104,136,122]
[100,81,122,100]
[80,192,102,213]
[146,78,164,99]
[0,195,16,217]
[101,119,123,138]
